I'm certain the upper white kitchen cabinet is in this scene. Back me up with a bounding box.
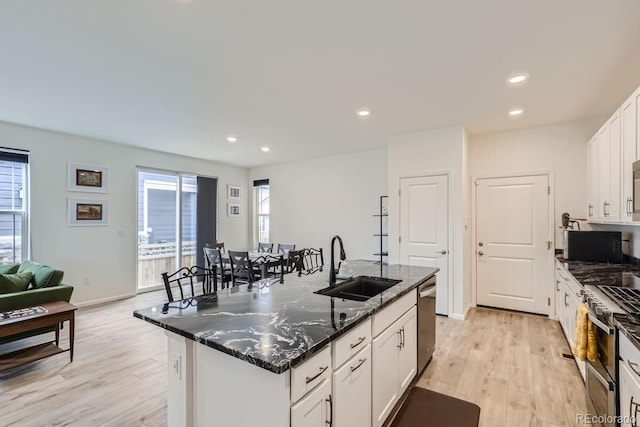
[596,109,621,222]
[587,84,640,225]
[621,86,640,222]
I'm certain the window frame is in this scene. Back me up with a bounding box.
[254,184,270,245]
[0,151,30,264]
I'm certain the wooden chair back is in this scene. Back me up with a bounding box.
[257,242,274,253]
[228,250,256,285]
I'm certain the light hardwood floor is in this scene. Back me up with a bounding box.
[0,294,588,427]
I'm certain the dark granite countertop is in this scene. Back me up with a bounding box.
[133,261,437,374]
[556,257,640,287]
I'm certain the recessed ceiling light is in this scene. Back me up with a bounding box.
[261,146,270,152]
[356,108,371,117]
[506,72,530,86]
[508,108,524,117]
[226,136,238,143]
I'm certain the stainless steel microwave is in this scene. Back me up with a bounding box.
[634,160,640,221]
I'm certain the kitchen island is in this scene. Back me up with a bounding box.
[134,261,437,427]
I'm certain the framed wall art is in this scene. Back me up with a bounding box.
[68,162,109,193]
[227,185,241,200]
[227,203,241,218]
[68,198,109,226]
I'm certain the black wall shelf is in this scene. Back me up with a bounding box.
[375,195,388,264]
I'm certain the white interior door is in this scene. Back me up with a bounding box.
[475,175,551,315]
[399,174,449,315]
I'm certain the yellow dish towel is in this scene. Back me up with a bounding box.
[572,303,588,361]
[572,302,598,362]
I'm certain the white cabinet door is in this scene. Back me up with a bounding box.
[587,135,599,220]
[372,306,417,427]
[291,379,332,427]
[619,360,640,427]
[397,307,417,394]
[372,321,400,427]
[555,274,565,327]
[597,110,622,222]
[333,345,371,427]
[622,88,640,222]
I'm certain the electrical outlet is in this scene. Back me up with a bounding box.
[170,353,181,380]
[83,277,90,286]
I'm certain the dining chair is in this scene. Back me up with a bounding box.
[254,253,285,282]
[161,265,217,302]
[205,242,226,252]
[299,248,324,276]
[257,242,274,253]
[284,249,303,274]
[228,250,256,285]
[203,247,232,289]
[276,243,296,257]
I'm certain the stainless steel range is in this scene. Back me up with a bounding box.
[582,286,620,427]
[588,284,640,427]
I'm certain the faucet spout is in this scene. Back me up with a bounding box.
[329,235,347,287]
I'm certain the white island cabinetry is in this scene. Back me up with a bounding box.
[372,292,418,427]
[166,288,420,427]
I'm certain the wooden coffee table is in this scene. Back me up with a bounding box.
[0,301,76,372]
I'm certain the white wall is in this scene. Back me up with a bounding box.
[468,118,603,248]
[388,126,467,319]
[249,148,387,263]
[0,120,250,305]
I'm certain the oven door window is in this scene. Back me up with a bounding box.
[586,361,615,427]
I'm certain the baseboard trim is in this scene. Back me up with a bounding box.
[73,292,137,308]
[449,304,472,321]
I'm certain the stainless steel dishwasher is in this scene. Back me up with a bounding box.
[417,276,436,374]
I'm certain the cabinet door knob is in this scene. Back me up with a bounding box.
[478,251,484,256]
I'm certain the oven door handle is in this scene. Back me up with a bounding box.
[587,313,614,334]
[587,361,615,392]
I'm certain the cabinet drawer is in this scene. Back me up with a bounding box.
[333,318,371,369]
[373,291,416,337]
[291,345,331,403]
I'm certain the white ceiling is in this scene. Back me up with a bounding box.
[1,1,640,167]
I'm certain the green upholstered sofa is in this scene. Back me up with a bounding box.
[0,261,73,344]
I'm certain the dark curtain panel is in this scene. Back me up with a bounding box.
[196,176,217,268]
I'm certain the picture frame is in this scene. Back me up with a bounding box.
[227,185,241,200]
[68,162,109,193]
[68,198,109,226]
[227,203,241,218]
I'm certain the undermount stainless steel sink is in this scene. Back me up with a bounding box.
[315,276,402,301]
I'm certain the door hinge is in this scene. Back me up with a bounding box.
[548,297,551,306]
[547,241,552,250]
[399,236,402,243]
[547,186,551,195]
[399,189,401,197]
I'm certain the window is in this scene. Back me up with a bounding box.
[136,169,217,291]
[0,149,29,265]
[254,179,269,244]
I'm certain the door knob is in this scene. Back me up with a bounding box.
[478,242,483,247]
[437,250,447,255]
[478,251,484,256]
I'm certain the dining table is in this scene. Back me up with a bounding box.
[222,251,286,283]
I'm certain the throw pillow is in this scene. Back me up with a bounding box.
[0,272,34,294]
[17,260,56,289]
[45,270,64,288]
[0,263,19,274]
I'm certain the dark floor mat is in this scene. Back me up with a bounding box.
[390,386,481,427]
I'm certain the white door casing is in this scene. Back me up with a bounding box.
[399,174,449,315]
[475,174,551,315]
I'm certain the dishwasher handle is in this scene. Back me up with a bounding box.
[419,285,436,298]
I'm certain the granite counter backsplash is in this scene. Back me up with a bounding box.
[133,261,437,374]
